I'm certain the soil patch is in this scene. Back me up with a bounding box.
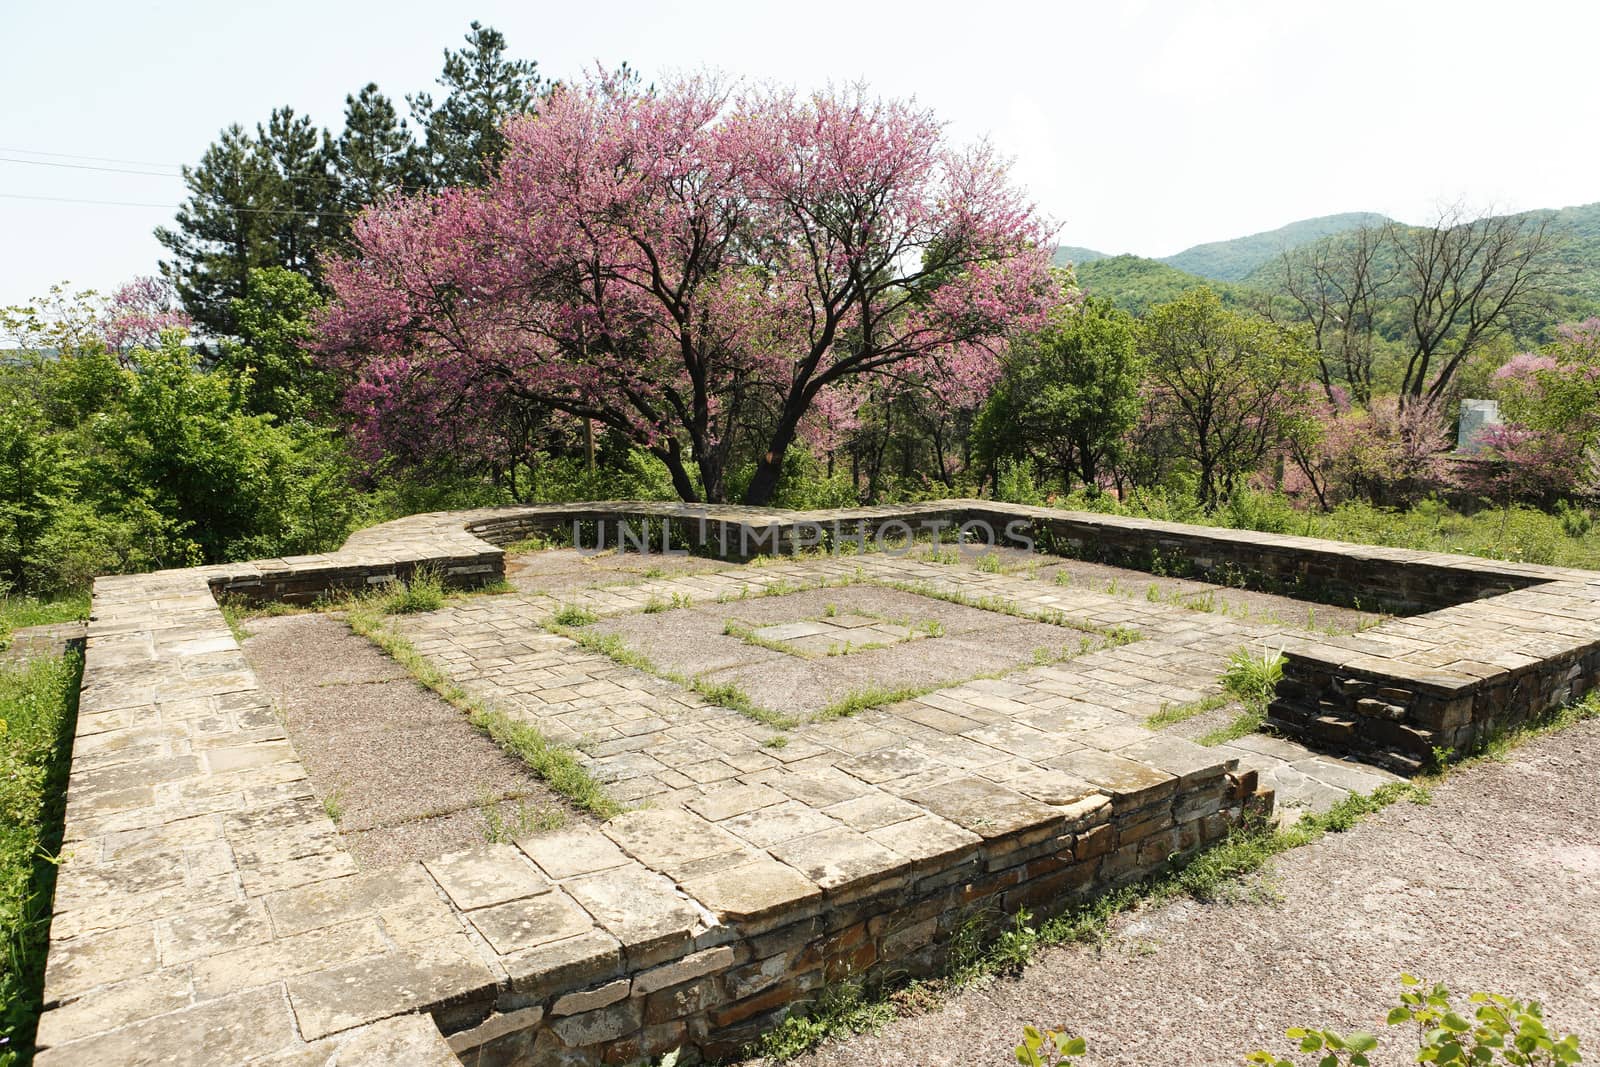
[240,613,586,869]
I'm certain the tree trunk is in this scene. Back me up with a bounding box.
[743,409,806,506]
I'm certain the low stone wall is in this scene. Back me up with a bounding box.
[1268,581,1600,771]
[440,767,1263,1065]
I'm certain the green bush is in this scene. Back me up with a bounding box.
[1015,1026,1087,1066]
[1222,645,1286,709]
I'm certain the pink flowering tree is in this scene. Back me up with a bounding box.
[102,276,193,357]
[319,74,1057,504]
[1480,318,1600,500]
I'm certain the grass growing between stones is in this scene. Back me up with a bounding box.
[1147,692,1230,729]
[0,651,81,1066]
[549,622,797,730]
[343,601,623,820]
[1196,644,1286,746]
[876,578,1140,646]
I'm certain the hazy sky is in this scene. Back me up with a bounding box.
[3,0,1596,309]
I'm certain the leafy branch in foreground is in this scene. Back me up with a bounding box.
[1248,975,1581,1067]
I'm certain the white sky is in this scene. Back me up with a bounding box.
[3,0,1597,309]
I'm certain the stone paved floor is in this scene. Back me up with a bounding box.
[393,550,1399,825]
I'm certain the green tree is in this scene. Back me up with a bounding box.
[334,84,422,223]
[96,335,298,562]
[155,125,279,337]
[0,398,73,595]
[1139,288,1316,507]
[977,295,1141,493]
[255,107,342,280]
[157,110,341,337]
[408,21,546,188]
[218,267,329,419]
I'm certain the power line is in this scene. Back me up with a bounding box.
[0,155,180,178]
[0,191,353,218]
[0,146,187,170]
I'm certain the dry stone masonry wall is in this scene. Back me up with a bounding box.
[36,500,1600,1064]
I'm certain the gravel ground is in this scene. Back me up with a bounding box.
[241,613,586,868]
[763,719,1600,1067]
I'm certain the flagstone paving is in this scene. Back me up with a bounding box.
[35,500,1600,1066]
[397,552,1393,817]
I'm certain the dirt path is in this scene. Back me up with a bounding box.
[763,719,1600,1067]
[240,613,586,869]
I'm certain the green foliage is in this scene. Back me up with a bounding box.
[1221,645,1285,708]
[1251,976,1582,1066]
[757,976,898,1061]
[552,605,598,627]
[218,267,329,419]
[1138,289,1319,506]
[374,569,445,614]
[1074,255,1263,316]
[97,334,304,564]
[1015,1026,1087,1066]
[407,21,547,189]
[0,652,81,1064]
[0,397,70,596]
[976,295,1142,493]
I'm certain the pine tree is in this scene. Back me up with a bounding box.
[408,21,545,188]
[155,124,279,337]
[335,84,421,219]
[255,107,341,278]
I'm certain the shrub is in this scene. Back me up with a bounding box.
[1015,1026,1087,1066]
[1249,976,1582,1067]
[552,605,598,627]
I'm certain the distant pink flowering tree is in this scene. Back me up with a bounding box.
[318,74,1057,504]
[1281,393,1453,508]
[1481,318,1600,500]
[103,276,192,358]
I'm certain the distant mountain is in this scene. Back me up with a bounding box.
[1051,245,1110,267]
[1072,255,1259,317]
[1161,212,1394,281]
[1057,204,1600,337]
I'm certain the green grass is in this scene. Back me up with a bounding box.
[1147,693,1229,729]
[553,621,796,729]
[344,603,621,819]
[815,682,940,721]
[1191,644,1286,746]
[0,651,82,1065]
[374,568,445,615]
[552,604,599,627]
[0,593,90,634]
[1197,706,1267,747]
